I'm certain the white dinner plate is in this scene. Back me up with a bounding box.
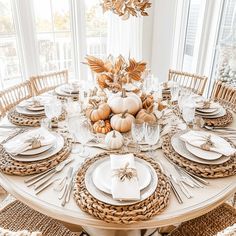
[85,156,158,206]
[196,107,226,118]
[26,105,45,112]
[55,85,79,97]
[61,85,80,94]
[10,133,64,162]
[16,105,45,116]
[92,158,151,194]
[171,132,230,165]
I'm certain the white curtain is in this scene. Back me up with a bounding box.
[107,13,143,60]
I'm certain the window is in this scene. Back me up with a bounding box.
[85,0,108,59]
[33,0,74,77]
[182,0,205,72]
[0,0,23,89]
[209,0,236,95]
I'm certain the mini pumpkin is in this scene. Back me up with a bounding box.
[110,110,135,133]
[93,120,111,134]
[108,89,142,115]
[105,130,124,150]
[86,101,111,122]
[136,105,157,123]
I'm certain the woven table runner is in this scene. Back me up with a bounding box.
[8,109,67,127]
[0,136,72,176]
[73,152,171,224]
[162,134,236,178]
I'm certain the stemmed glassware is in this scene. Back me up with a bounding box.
[131,120,144,153]
[170,81,180,103]
[44,98,62,128]
[144,122,160,157]
[67,115,93,156]
[182,96,196,128]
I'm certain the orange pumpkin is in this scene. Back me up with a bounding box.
[93,120,111,134]
[136,105,157,123]
[86,101,111,122]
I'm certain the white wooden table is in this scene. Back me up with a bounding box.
[0,114,235,232]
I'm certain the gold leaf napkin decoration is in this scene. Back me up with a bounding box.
[113,162,138,182]
[25,135,44,149]
[200,135,215,151]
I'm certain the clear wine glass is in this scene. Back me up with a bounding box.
[144,122,160,157]
[131,120,144,153]
[68,116,93,157]
[170,81,180,103]
[182,96,196,128]
[44,99,62,128]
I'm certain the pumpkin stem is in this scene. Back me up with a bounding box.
[90,100,98,109]
[121,110,128,118]
[98,120,105,127]
[121,88,127,98]
[112,130,116,138]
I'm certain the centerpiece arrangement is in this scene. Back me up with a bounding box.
[84,55,162,148]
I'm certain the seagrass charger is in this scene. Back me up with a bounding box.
[73,152,171,224]
[30,70,68,95]
[0,81,33,116]
[168,69,207,95]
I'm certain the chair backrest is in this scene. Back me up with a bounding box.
[211,80,236,112]
[168,69,207,95]
[30,70,68,95]
[0,81,33,115]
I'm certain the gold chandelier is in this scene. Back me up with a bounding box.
[101,0,152,20]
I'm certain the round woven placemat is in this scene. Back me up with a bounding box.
[73,152,171,224]
[203,110,233,127]
[162,134,236,178]
[8,109,67,127]
[0,136,72,176]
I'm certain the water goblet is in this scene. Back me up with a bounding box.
[182,96,196,128]
[131,120,144,153]
[144,122,160,157]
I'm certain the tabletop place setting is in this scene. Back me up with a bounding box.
[0,53,235,229]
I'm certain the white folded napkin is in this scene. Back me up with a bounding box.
[110,154,140,201]
[195,99,220,109]
[180,131,236,156]
[4,127,56,156]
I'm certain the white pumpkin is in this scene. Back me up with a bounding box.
[105,130,124,150]
[110,110,135,133]
[107,89,142,115]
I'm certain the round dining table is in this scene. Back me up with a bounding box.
[0,110,235,235]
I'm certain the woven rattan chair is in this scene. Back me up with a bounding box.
[0,200,78,236]
[168,69,207,95]
[169,203,236,236]
[0,81,33,116]
[30,70,68,95]
[211,80,236,112]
